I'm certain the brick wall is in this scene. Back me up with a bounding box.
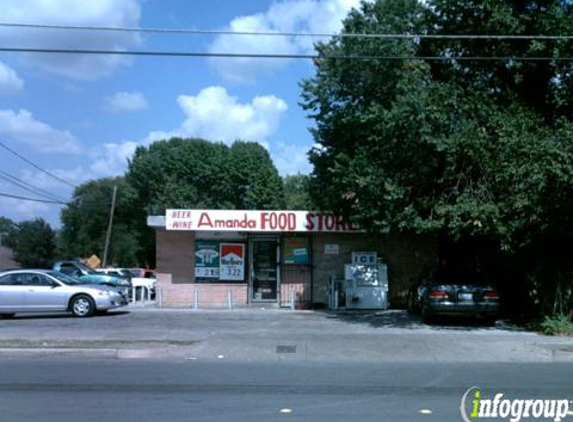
[155,228,438,308]
[155,273,248,307]
[280,264,312,306]
[156,229,195,284]
[312,232,438,307]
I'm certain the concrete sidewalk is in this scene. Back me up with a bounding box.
[0,307,572,362]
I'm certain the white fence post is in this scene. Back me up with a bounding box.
[157,287,163,308]
[193,288,199,310]
[131,286,136,303]
[334,282,339,310]
[290,286,295,311]
[228,290,233,310]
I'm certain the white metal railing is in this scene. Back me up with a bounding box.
[130,285,155,307]
[327,275,346,310]
[193,288,199,310]
[190,288,235,310]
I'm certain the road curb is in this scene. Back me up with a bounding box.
[0,348,120,359]
[0,346,201,360]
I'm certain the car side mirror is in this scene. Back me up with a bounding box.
[51,282,59,288]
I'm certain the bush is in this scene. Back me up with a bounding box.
[540,314,573,336]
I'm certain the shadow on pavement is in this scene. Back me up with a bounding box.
[4,311,131,320]
[321,309,525,332]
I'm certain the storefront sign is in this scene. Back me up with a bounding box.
[324,244,339,255]
[352,251,377,265]
[284,237,309,264]
[195,241,220,278]
[167,210,360,232]
[219,243,245,281]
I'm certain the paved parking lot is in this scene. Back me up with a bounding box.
[0,308,572,362]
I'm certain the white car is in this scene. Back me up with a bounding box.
[95,268,156,299]
[0,269,128,318]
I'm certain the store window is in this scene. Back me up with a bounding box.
[284,237,309,265]
[194,240,246,283]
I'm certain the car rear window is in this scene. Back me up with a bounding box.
[431,269,487,285]
[0,273,25,286]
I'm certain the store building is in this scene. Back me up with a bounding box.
[148,210,438,309]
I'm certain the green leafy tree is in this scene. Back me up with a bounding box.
[11,218,56,268]
[229,141,285,209]
[0,216,16,247]
[126,138,234,214]
[283,174,313,210]
[59,177,142,267]
[421,0,573,122]
[126,137,285,212]
[126,137,286,264]
[301,0,573,315]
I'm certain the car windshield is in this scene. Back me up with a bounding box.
[49,271,89,286]
[75,262,98,274]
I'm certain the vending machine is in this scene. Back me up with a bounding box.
[344,252,389,310]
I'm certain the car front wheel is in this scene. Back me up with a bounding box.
[71,295,95,317]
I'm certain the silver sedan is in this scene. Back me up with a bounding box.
[0,269,128,318]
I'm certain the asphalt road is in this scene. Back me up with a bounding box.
[0,360,572,422]
[2,308,572,362]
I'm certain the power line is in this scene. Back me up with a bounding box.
[0,141,77,189]
[0,191,66,205]
[0,21,572,41]
[0,170,68,203]
[0,47,572,61]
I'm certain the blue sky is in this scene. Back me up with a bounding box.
[0,0,362,226]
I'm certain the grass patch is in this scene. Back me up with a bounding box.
[539,314,573,336]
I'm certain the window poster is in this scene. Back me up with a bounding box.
[219,243,245,281]
[194,241,220,279]
[284,237,309,264]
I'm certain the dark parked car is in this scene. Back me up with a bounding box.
[53,260,132,298]
[408,268,500,324]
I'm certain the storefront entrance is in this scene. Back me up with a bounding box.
[250,237,280,302]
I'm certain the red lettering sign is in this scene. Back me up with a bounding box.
[197,212,213,228]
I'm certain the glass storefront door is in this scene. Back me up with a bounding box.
[251,238,279,302]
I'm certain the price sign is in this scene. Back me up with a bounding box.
[219,243,245,281]
[195,241,220,279]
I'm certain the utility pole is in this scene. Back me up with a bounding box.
[102,185,117,268]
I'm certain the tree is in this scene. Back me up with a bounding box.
[127,138,234,215]
[59,177,142,267]
[301,0,573,316]
[421,0,573,122]
[283,174,313,210]
[126,137,286,265]
[11,218,56,268]
[126,137,285,213]
[0,216,16,247]
[229,141,285,209]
